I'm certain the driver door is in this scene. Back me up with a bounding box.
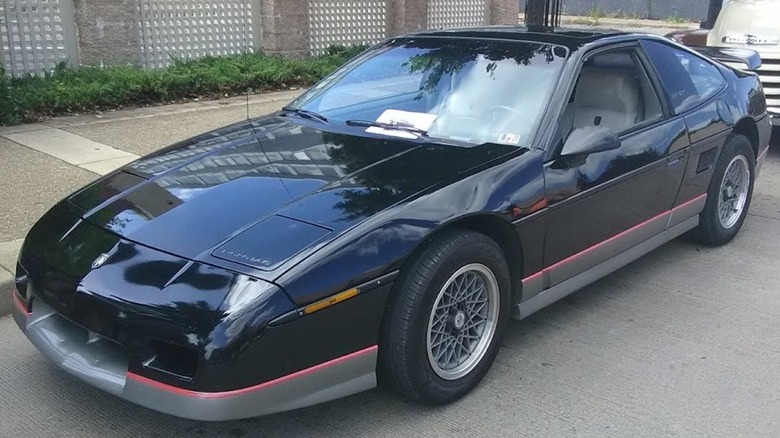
[540,43,689,288]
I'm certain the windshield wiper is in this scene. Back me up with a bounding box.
[281,106,328,123]
[345,119,428,137]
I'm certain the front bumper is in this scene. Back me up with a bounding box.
[12,292,377,421]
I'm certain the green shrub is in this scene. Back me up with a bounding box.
[0,45,367,126]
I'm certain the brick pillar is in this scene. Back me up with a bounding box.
[387,0,429,37]
[73,0,140,66]
[258,0,310,56]
[489,0,521,25]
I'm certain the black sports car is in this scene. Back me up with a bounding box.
[12,27,772,421]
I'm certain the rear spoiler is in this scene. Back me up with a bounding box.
[693,46,762,71]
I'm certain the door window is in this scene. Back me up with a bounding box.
[560,48,664,142]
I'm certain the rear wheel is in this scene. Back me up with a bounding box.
[691,134,755,246]
[380,230,511,404]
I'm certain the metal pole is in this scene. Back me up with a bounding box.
[524,0,562,28]
[704,0,723,29]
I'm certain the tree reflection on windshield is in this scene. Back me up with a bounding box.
[404,39,560,95]
[292,38,567,146]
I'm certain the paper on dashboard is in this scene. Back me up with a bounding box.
[366,109,438,139]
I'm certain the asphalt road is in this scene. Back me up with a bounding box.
[0,130,777,437]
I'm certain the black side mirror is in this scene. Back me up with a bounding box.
[561,126,622,157]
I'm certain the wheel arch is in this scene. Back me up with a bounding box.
[398,213,524,303]
[732,117,759,159]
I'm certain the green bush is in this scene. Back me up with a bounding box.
[0,45,367,126]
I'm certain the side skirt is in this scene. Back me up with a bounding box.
[513,215,699,320]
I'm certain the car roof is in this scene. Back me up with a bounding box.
[403,25,638,51]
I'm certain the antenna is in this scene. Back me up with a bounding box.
[244,0,251,121]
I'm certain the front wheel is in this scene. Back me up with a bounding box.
[691,133,755,246]
[379,230,511,404]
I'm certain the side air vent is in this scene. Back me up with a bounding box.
[697,148,717,174]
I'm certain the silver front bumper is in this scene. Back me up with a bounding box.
[13,293,378,421]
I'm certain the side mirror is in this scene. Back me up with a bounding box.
[561,126,621,157]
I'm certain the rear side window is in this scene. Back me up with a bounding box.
[642,40,726,113]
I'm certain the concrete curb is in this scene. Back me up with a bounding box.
[0,89,305,135]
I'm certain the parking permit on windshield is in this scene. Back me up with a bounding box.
[367,110,438,138]
[498,133,521,145]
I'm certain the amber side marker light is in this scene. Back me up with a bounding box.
[304,288,359,315]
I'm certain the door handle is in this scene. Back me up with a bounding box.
[666,151,686,168]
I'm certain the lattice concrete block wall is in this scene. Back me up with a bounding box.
[1,0,78,76]
[428,0,488,29]
[137,0,255,69]
[309,0,387,55]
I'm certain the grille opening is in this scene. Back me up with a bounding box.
[143,340,198,381]
[697,148,717,174]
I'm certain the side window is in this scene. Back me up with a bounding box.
[560,48,664,142]
[642,40,727,113]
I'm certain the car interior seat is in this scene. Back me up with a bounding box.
[561,52,645,140]
[569,68,641,132]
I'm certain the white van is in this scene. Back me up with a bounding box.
[708,0,780,125]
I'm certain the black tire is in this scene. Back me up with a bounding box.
[379,229,511,404]
[691,133,756,246]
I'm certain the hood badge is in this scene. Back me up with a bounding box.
[91,253,111,269]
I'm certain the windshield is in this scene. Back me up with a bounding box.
[289,38,567,146]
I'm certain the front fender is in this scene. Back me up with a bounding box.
[275,147,547,307]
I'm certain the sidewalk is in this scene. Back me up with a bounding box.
[0,90,301,314]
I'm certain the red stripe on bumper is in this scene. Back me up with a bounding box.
[127,344,378,399]
[12,291,30,317]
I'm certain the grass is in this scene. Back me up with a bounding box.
[585,6,607,24]
[570,7,644,26]
[569,18,600,26]
[0,45,366,126]
[609,10,645,20]
[665,13,688,24]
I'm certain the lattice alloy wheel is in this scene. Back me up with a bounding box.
[717,155,750,230]
[691,133,755,247]
[426,263,499,380]
[380,229,511,404]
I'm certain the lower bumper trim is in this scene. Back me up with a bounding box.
[14,297,378,421]
[128,345,377,400]
[125,345,377,421]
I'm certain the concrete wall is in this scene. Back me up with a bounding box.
[261,0,519,54]
[258,0,310,57]
[388,0,430,36]
[73,0,139,66]
[491,0,522,25]
[64,0,520,68]
[519,0,708,21]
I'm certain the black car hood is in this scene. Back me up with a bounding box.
[69,115,517,280]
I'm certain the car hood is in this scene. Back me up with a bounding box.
[69,115,517,280]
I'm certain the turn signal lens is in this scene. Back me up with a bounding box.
[304,288,359,315]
